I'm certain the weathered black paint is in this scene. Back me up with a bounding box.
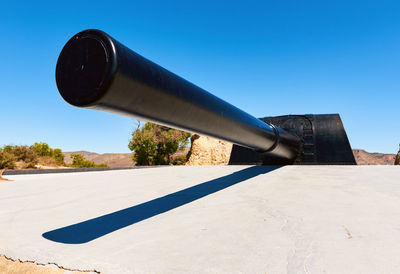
[229,114,356,165]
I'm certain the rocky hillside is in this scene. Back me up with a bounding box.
[63,151,134,167]
[352,149,396,165]
[63,147,397,167]
[63,148,190,167]
[186,137,398,165]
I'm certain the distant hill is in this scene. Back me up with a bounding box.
[64,148,190,167]
[352,149,396,165]
[63,148,396,167]
[63,151,134,167]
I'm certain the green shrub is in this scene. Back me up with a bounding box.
[53,148,65,165]
[13,146,37,162]
[0,149,16,169]
[31,143,65,166]
[1,145,38,168]
[70,154,107,168]
[30,142,53,157]
[1,143,66,169]
[128,122,190,165]
[171,154,188,165]
[3,145,14,153]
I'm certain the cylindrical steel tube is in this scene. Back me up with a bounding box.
[56,29,301,161]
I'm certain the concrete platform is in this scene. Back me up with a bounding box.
[0,165,399,273]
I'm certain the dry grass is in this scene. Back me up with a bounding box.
[37,156,59,168]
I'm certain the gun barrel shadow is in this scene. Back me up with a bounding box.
[43,166,280,244]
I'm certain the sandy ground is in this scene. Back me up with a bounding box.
[0,170,12,182]
[0,255,91,274]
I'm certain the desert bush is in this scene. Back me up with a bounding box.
[13,146,37,161]
[128,122,190,165]
[0,149,16,169]
[0,143,66,169]
[2,145,38,168]
[70,154,107,168]
[2,145,14,153]
[53,148,65,165]
[31,143,65,166]
[171,154,188,165]
[30,142,53,157]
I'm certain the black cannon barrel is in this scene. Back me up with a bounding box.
[56,29,301,161]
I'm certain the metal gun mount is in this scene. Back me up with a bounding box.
[55,29,355,165]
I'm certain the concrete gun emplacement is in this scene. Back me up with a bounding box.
[56,29,355,165]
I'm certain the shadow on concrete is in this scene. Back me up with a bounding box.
[42,165,280,244]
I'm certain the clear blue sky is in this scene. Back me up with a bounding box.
[1,0,399,154]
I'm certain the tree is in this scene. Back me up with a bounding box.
[128,122,190,165]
